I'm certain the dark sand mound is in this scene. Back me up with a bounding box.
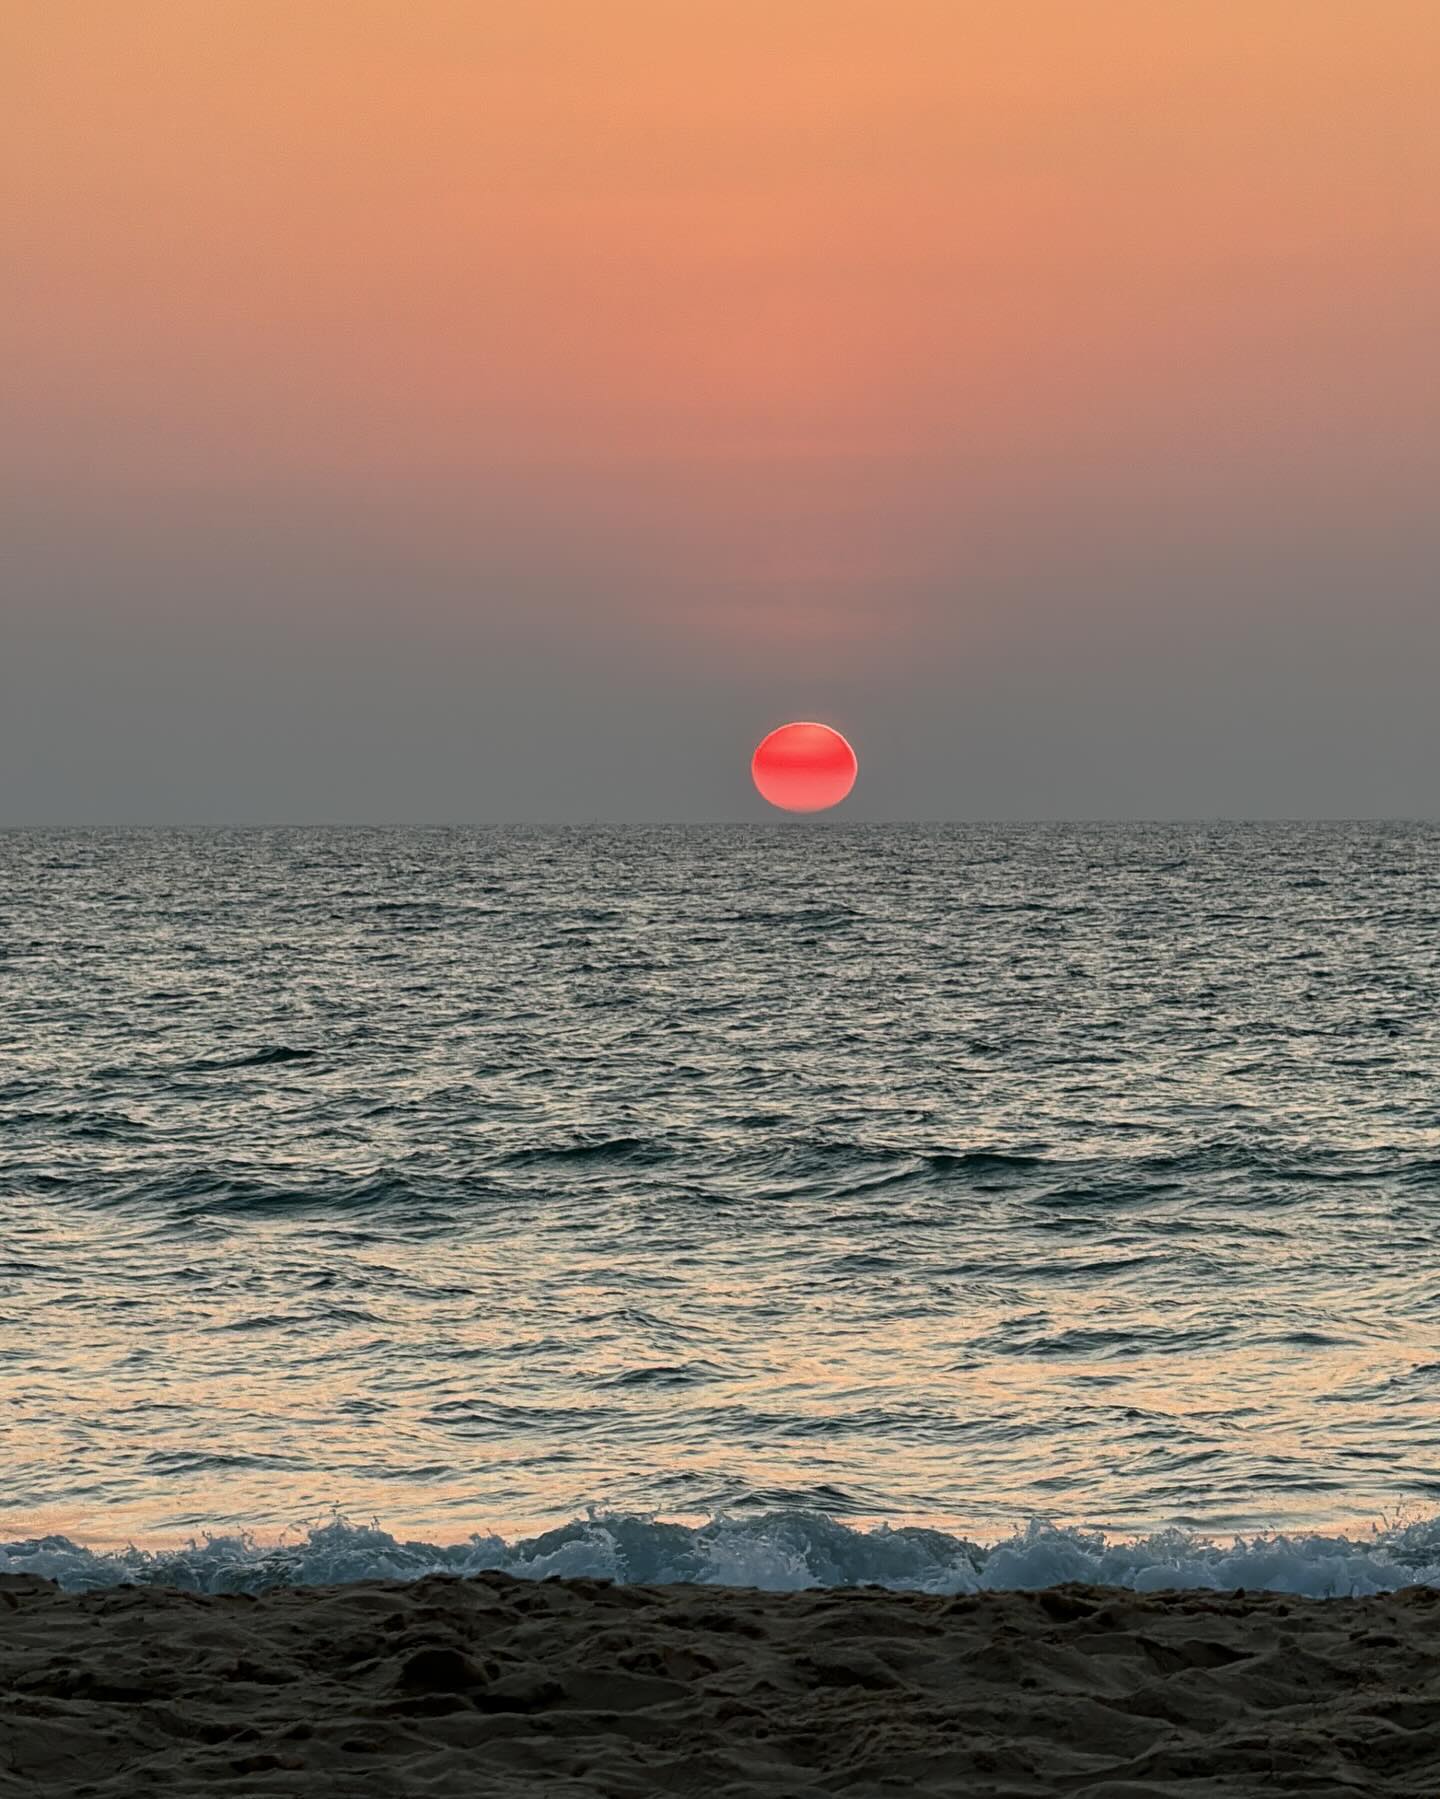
[4,1570,1440,1794]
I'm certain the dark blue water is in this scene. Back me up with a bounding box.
[4,823,1440,1594]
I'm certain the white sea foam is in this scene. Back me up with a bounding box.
[7,1511,1440,1598]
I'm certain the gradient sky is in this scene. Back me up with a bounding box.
[4,1,1438,820]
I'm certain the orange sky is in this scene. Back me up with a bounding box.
[4,2,1439,816]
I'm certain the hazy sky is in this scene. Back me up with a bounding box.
[4,1,1438,820]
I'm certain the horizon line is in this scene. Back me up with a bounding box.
[4,817,1438,832]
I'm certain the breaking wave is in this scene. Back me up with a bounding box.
[7,1510,1440,1598]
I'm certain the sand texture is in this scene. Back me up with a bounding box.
[4,1571,1440,1795]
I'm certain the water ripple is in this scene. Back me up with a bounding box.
[2,822,1439,1551]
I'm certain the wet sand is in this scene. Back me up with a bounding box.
[3,1570,1439,1795]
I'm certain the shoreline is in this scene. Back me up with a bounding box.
[6,1507,1440,1602]
[3,1501,1416,1553]
[4,1570,1440,1794]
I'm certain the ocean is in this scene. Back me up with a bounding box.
[4,822,1440,1596]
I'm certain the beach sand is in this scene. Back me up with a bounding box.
[3,1571,1439,1795]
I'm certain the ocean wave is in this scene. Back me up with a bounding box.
[502,1135,669,1166]
[190,1045,319,1071]
[7,1511,1440,1599]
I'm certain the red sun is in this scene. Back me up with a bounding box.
[751,722,858,813]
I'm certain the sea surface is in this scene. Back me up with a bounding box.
[4,823,1440,1595]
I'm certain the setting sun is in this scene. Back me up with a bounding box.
[751,721,858,812]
